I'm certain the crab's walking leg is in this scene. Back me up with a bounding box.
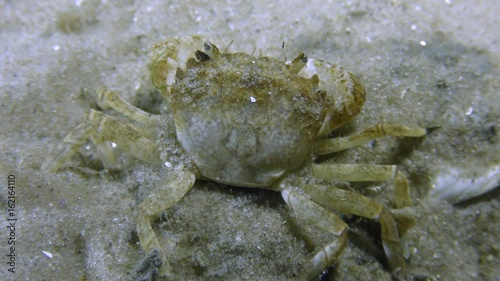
[315,122,426,155]
[379,208,406,276]
[312,164,412,208]
[137,170,196,277]
[313,163,396,182]
[89,133,117,168]
[280,188,347,280]
[312,163,416,239]
[310,163,415,275]
[41,109,161,172]
[97,86,159,125]
[41,121,98,172]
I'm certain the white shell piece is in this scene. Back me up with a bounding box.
[431,166,500,203]
[42,251,53,259]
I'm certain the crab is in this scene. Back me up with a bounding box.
[42,36,426,280]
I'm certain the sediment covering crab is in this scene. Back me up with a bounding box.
[42,36,426,280]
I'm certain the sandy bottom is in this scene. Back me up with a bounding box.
[1,1,498,280]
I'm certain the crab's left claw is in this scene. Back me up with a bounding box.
[297,59,366,135]
[149,36,207,97]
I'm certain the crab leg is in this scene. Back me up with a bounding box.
[89,133,117,168]
[137,169,196,277]
[315,122,426,155]
[379,207,406,276]
[280,188,347,280]
[312,163,412,208]
[97,86,159,125]
[312,163,396,181]
[41,120,98,172]
[309,162,416,274]
[88,110,162,164]
[304,181,384,218]
[301,182,405,276]
[41,109,162,172]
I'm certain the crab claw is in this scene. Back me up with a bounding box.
[298,59,366,135]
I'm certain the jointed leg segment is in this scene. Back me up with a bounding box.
[137,170,196,277]
[312,163,412,208]
[312,163,397,182]
[281,188,348,280]
[315,122,426,155]
[281,178,407,278]
[41,86,164,172]
[299,122,426,277]
[97,86,159,125]
[41,121,99,172]
[303,183,384,219]
[310,162,413,273]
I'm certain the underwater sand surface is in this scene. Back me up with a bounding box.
[1,1,498,280]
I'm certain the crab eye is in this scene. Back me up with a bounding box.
[204,41,212,51]
[195,50,211,62]
[288,53,308,74]
[201,41,221,60]
[300,54,308,63]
